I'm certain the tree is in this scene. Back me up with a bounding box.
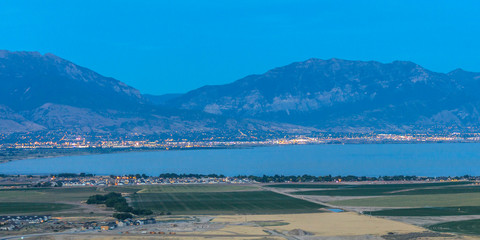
[113,213,133,220]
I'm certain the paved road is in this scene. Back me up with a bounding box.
[260,185,343,210]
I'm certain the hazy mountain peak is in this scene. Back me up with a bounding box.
[0,50,145,111]
[168,57,480,132]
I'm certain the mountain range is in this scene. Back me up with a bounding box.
[1,50,480,138]
[0,50,313,137]
[168,58,480,133]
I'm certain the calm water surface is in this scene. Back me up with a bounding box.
[1,143,480,176]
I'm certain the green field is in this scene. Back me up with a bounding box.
[0,187,102,202]
[131,191,324,214]
[0,187,105,216]
[429,219,480,235]
[331,192,480,208]
[0,202,73,214]
[292,182,475,196]
[366,206,480,216]
[105,184,257,194]
[137,184,257,193]
[267,182,467,190]
[0,185,261,216]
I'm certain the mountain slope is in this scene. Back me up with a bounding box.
[144,93,182,105]
[0,50,145,111]
[3,51,480,136]
[169,58,480,132]
[0,51,317,136]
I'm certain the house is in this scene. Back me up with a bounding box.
[144,218,156,224]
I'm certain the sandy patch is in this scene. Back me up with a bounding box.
[213,212,425,236]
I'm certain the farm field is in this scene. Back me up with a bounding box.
[104,184,258,194]
[0,187,107,216]
[0,187,102,203]
[366,206,480,216]
[38,212,437,240]
[131,191,325,214]
[212,212,427,237]
[282,182,480,236]
[136,184,258,193]
[291,182,477,196]
[0,185,259,216]
[2,183,479,239]
[266,181,468,190]
[0,202,73,214]
[4,183,480,238]
[265,183,359,189]
[331,192,480,208]
[428,219,480,236]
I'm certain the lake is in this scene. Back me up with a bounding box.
[0,143,480,176]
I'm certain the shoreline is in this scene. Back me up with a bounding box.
[0,145,254,164]
[1,140,480,164]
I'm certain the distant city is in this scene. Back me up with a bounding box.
[0,172,475,190]
[2,132,480,150]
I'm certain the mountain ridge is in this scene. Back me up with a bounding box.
[0,50,145,111]
[168,58,480,132]
[0,50,317,137]
[2,50,480,137]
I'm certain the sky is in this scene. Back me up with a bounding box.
[1,0,479,95]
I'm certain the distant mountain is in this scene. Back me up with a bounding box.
[3,50,480,137]
[169,58,480,132]
[144,93,182,105]
[0,50,146,111]
[0,51,315,137]
[0,105,44,134]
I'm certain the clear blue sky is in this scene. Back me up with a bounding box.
[1,0,479,95]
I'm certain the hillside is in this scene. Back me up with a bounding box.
[169,58,480,132]
[2,51,480,136]
[0,50,146,111]
[0,51,315,137]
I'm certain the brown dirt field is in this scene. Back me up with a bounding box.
[213,212,426,236]
[22,212,480,240]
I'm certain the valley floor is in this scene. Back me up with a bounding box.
[1,182,480,239]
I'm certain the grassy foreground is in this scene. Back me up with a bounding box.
[131,191,325,214]
[366,206,480,216]
[0,202,73,214]
[0,184,322,216]
[104,184,257,194]
[267,181,467,190]
[292,182,475,196]
[332,192,480,208]
[429,219,480,235]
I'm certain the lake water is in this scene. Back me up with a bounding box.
[1,143,480,176]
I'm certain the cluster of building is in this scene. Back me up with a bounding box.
[0,215,160,233]
[0,215,51,231]
[0,174,255,189]
[60,175,253,187]
[1,173,478,190]
[82,218,156,231]
[3,132,480,150]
